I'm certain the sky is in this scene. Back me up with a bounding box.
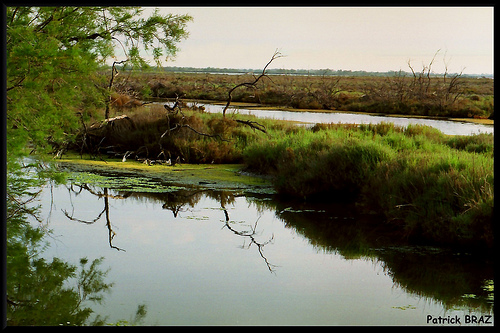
[138,6,493,75]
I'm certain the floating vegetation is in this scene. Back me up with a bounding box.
[279,207,326,214]
[392,305,417,310]
[185,215,210,221]
[67,171,187,193]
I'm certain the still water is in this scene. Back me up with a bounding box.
[33,169,493,326]
[193,102,493,136]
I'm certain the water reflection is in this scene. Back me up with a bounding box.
[62,184,278,272]
[272,200,494,313]
[222,207,277,273]
[62,185,126,251]
[59,180,493,315]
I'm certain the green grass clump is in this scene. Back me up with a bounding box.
[243,121,493,248]
[364,149,493,248]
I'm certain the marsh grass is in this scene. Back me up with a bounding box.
[242,121,493,248]
[78,104,292,163]
[74,105,493,248]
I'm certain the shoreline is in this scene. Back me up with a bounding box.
[150,98,494,126]
[46,150,493,254]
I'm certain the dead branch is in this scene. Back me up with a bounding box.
[163,94,184,113]
[158,96,230,158]
[179,124,228,140]
[99,114,135,128]
[105,59,128,119]
[235,119,267,133]
[222,49,284,118]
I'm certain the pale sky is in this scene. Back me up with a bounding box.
[138,6,493,75]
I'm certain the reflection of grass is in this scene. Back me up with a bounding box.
[377,249,494,313]
[392,305,417,310]
[272,198,494,313]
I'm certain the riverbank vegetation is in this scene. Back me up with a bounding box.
[64,102,493,250]
[243,121,493,249]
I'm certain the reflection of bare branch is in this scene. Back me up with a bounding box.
[103,188,125,252]
[222,208,277,273]
[62,185,125,252]
[6,189,44,223]
[70,183,132,199]
[62,207,105,224]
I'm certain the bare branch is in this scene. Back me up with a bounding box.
[222,49,284,117]
[235,119,267,133]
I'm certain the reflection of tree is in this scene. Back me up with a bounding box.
[7,255,113,325]
[62,184,126,251]
[6,168,111,325]
[221,206,277,273]
[275,200,494,312]
[114,188,278,273]
[116,188,207,218]
[6,163,147,325]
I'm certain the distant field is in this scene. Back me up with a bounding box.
[114,70,494,119]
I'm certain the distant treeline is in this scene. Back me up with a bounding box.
[137,66,492,78]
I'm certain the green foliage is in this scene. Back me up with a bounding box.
[242,122,493,248]
[6,6,192,157]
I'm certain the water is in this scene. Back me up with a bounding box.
[198,103,493,136]
[31,172,493,326]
